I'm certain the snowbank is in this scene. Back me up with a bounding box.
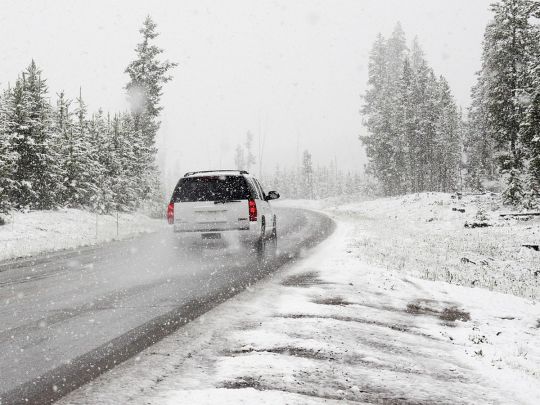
[284,192,540,300]
[0,209,165,262]
[59,195,540,404]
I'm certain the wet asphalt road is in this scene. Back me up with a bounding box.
[0,207,334,404]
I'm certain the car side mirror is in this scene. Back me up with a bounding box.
[266,191,280,201]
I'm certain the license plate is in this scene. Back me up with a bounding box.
[196,211,224,222]
[202,233,221,240]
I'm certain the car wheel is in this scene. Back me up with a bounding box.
[269,217,278,254]
[255,221,267,263]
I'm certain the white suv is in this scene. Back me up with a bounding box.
[167,170,279,254]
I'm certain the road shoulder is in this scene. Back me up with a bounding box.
[0,209,164,262]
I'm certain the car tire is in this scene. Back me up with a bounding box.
[255,220,267,263]
[269,217,278,254]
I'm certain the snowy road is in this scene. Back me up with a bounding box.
[56,199,540,405]
[0,208,334,405]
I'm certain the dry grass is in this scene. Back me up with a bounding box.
[342,193,540,300]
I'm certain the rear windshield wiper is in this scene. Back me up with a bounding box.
[214,199,241,204]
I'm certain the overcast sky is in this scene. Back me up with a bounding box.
[0,0,493,184]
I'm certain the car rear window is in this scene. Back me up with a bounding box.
[171,176,252,202]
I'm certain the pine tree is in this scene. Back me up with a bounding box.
[110,113,138,211]
[245,131,256,172]
[86,109,113,213]
[302,150,314,199]
[55,91,78,206]
[234,145,245,170]
[522,63,540,206]
[386,24,409,194]
[520,5,540,207]
[0,88,18,217]
[397,56,415,192]
[0,19,177,214]
[271,165,282,197]
[466,75,497,190]
[7,61,64,209]
[408,40,439,191]
[434,77,462,191]
[362,27,464,196]
[26,61,65,209]
[470,0,540,204]
[265,162,365,200]
[70,91,101,207]
[125,16,176,204]
[362,24,411,195]
[6,73,33,208]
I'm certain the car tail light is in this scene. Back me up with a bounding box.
[248,199,257,221]
[167,202,174,224]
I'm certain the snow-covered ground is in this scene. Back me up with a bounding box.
[59,194,540,404]
[0,209,165,262]
[281,193,540,300]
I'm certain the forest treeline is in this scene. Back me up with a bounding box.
[0,17,175,219]
[232,132,367,199]
[263,150,368,200]
[362,0,540,207]
[3,1,538,216]
[468,0,540,206]
[361,25,463,196]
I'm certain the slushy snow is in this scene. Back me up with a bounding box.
[58,194,540,404]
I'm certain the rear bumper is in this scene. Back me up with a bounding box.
[173,222,259,242]
[173,223,250,232]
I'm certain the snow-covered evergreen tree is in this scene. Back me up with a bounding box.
[522,63,540,206]
[520,5,540,207]
[386,25,409,194]
[7,61,64,210]
[469,0,540,204]
[0,18,176,215]
[232,132,257,173]
[0,89,18,217]
[110,113,138,211]
[301,150,314,199]
[55,91,79,206]
[466,76,497,191]
[361,24,409,195]
[234,145,246,170]
[409,40,435,191]
[69,91,100,207]
[86,109,115,213]
[434,76,462,192]
[397,56,415,192]
[264,162,365,200]
[362,26,463,195]
[245,131,256,172]
[125,16,176,204]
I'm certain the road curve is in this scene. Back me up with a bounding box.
[0,207,335,404]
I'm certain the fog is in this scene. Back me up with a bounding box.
[4,2,540,403]
[0,0,491,184]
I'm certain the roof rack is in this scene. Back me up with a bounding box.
[183,170,249,177]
